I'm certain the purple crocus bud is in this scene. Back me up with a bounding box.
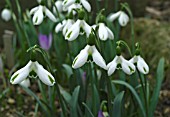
[98,110,104,117]
[38,33,52,50]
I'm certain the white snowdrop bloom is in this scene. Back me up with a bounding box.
[63,3,82,15]
[129,55,149,74]
[55,19,75,35]
[20,79,30,88]
[53,0,63,13]
[65,19,91,41]
[1,8,11,22]
[10,61,55,86]
[37,0,41,3]
[63,0,91,12]
[108,11,129,27]
[72,45,107,70]
[30,5,57,25]
[107,55,135,76]
[92,23,114,41]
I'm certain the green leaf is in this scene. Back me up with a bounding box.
[59,86,72,104]
[82,102,95,117]
[149,58,165,117]
[113,91,125,117]
[70,86,80,117]
[62,64,73,78]
[92,84,100,116]
[112,80,146,117]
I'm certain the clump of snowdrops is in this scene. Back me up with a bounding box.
[1,0,165,117]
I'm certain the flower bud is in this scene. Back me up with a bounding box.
[1,8,11,21]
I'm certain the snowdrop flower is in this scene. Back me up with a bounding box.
[108,11,129,26]
[38,33,52,50]
[107,55,135,76]
[63,3,82,14]
[53,0,63,13]
[129,55,149,74]
[20,79,30,88]
[1,8,11,22]
[72,45,107,70]
[63,0,91,12]
[55,19,75,35]
[65,19,91,41]
[92,23,114,41]
[10,61,55,86]
[30,5,57,25]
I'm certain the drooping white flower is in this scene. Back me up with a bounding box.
[63,0,91,12]
[65,19,91,41]
[107,55,135,76]
[30,5,57,25]
[53,0,63,13]
[72,45,107,70]
[10,61,55,86]
[129,55,149,74]
[108,11,129,27]
[1,8,11,22]
[92,23,114,41]
[55,19,75,35]
[63,3,82,14]
[20,79,31,88]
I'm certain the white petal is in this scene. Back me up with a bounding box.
[106,27,114,40]
[63,0,76,8]
[121,57,135,75]
[30,6,38,15]
[32,6,44,25]
[107,11,121,22]
[82,20,92,37]
[10,61,33,84]
[65,20,81,41]
[53,0,63,13]
[72,45,89,69]
[20,79,30,88]
[137,56,149,74]
[107,61,117,76]
[45,7,57,22]
[81,0,91,12]
[1,9,11,21]
[92,46,107,70]
[63,19,74,35]
[55,20,66,33]
[129,56,136,63]
[34,62,55,86]
[118,11,129,27]
[98,23,108,41]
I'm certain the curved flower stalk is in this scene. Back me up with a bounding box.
[108,11,129,27]
[30,5,57,25]
[130,55,149,74]
[55,19,75,35]
[10,61,55,86]
[72,45,107,70]
[38,33,52,50]
[107,55,135,76]
[92,23,114,41]
[63,0,91,12]
[1,8,11,22]
[65,19,91,41]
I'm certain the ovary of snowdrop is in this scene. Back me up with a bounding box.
[1,8,11,22]
[55,19,75,35]
[107,55,135,76]
[65,19,91,41]
[30,5,57,25]
[129,55,149,74]
[108,11,129,27]
[10,61,55,86]
[72,45,107,70]
[92,23,114,41]
[63,0,91,12]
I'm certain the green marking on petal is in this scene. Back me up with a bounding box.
[73,57,78,66]
[64,0,68,4]
[11,74,19,82]
[48,75,54,84]
[129,66,135,73]
[35,17,38,23]
[67,31,72,38]
[143,67,147,73]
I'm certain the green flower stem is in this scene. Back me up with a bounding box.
[137,70,148,117]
